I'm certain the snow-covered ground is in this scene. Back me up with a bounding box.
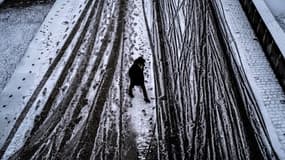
[264,0,285,30]
[264,0,285,16]
[276,14,285,30]
[0,4,53,93]
[0,0,284,159]
[0,0,90,157]
[0,0,156,159]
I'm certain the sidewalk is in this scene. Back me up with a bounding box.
[216,0,285,158]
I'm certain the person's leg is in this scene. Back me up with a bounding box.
[141,84,150,103]
[129,81,134,98]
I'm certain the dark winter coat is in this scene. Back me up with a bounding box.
[128,64,144,86]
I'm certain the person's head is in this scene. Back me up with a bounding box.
[134,57,145,68]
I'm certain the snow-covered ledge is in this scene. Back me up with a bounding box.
[241,0,285,90]
[252,0,285,59]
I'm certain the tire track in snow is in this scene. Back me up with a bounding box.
[92,0,157,159]
[70,0,127,158]
[0,0,96,158]
[4,0,122,159]
[153,0,274,159]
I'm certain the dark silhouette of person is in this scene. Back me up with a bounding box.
[128,57,150,103]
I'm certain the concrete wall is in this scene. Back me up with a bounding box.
[239,0,285,91]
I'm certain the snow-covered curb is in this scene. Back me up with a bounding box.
[240,0,285,90]
[252,0,285,58]
[0,0,90,155]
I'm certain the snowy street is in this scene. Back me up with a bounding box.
[0,0,285,159]
[1,0,156,159]
[0,3,52,92]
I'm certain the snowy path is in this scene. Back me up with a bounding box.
[93,0,156,159]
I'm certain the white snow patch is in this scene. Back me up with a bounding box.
[0,0,89,152]
[263,0,285,31]
[264,0,285,17]
[277,15,285,30]
[0,4,52,92]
